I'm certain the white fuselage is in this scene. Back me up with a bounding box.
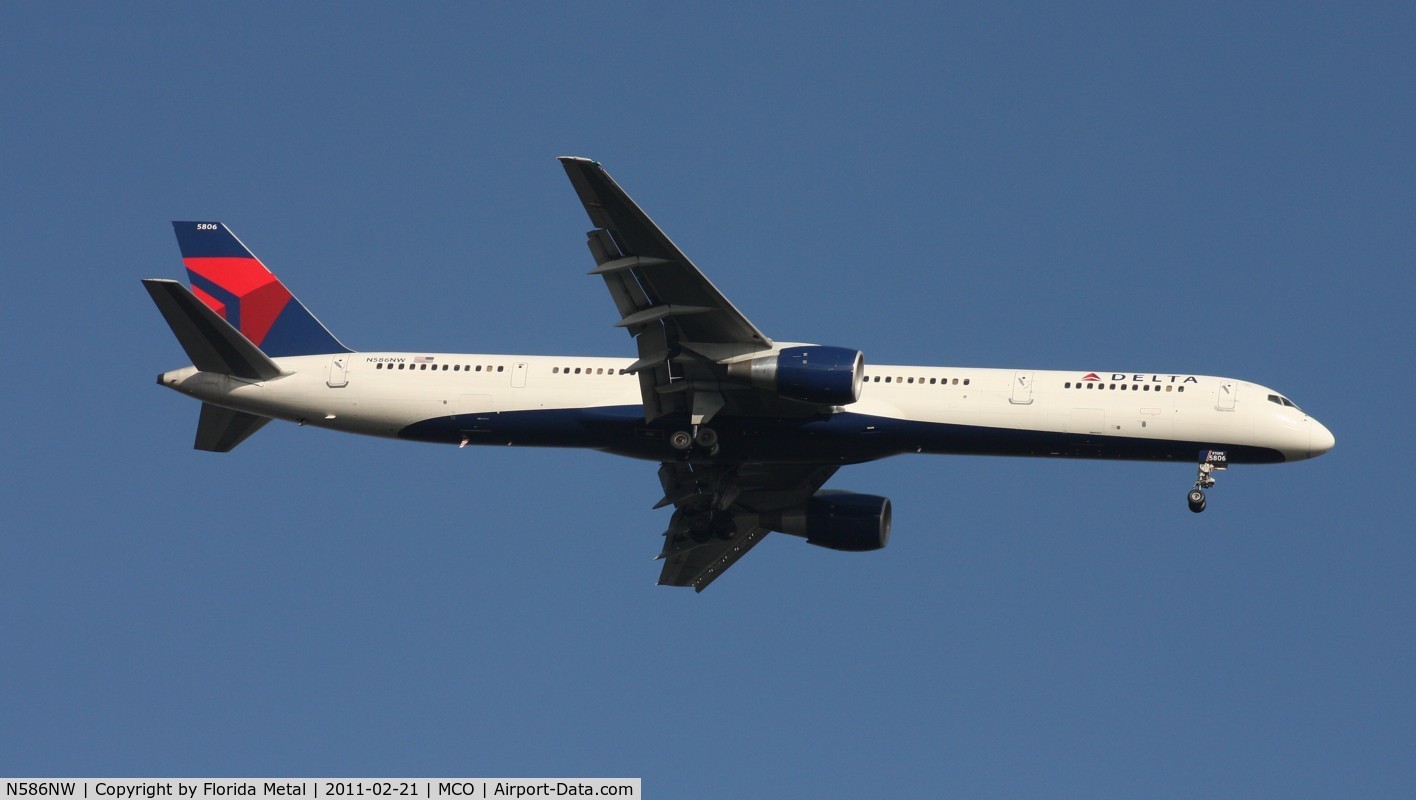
[159,350,1335,466]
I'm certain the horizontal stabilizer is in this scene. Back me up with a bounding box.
[195,402,270,452]
[143,279,282,381]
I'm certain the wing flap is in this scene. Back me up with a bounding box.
[657,525,772,592]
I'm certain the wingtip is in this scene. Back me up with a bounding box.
[557,156,598,166]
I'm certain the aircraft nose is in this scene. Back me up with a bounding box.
[1309,419,1335,457]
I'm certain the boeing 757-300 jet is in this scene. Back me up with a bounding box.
[143,158,1335,590]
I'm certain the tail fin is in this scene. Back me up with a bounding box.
[172,221,350,357]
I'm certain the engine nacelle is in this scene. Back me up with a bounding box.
[725,345,864,406]
[765,492,892,552]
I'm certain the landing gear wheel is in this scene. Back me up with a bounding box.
[669,430,693,451]
[1187,489,1207,513]
[686,511,714,542]
[694,427,719,449]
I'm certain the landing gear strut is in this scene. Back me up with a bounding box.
[1187,450,1226,513]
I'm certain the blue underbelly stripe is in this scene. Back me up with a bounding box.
[396,407,1286,465]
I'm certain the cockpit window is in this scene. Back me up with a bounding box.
[1267,394,1301,410]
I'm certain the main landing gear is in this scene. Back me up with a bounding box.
[676,506,737,543]
[1187,450,1227,513]
[670,426,720,457]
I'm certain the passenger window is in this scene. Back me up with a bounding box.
[497,366,504,372]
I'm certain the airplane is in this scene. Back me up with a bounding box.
[143,157,1336,591]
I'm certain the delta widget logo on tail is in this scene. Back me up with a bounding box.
[171,222,348,358]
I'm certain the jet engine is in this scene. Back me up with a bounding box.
[725,345,864,406]
[764,492,892,552]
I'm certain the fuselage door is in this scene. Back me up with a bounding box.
[327,354,349,388]
[1010,371,1034,405]
[511,361,528,388]
[1217,380,1237,411]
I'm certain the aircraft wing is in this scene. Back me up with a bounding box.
[559,157,778,423]
[654,461,840,591]
[560,158,849,590]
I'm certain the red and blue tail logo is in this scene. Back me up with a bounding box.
[172,222,349,357]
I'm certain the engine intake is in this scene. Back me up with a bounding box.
[765,492,892,552]
[726,345,864,406]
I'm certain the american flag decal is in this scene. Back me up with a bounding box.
[414,356,435,363]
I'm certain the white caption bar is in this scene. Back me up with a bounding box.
[1,781,639,800]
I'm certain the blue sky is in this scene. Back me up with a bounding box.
[2,3,1412,796]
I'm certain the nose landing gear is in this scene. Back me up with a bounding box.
[1187,450,1227,513]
